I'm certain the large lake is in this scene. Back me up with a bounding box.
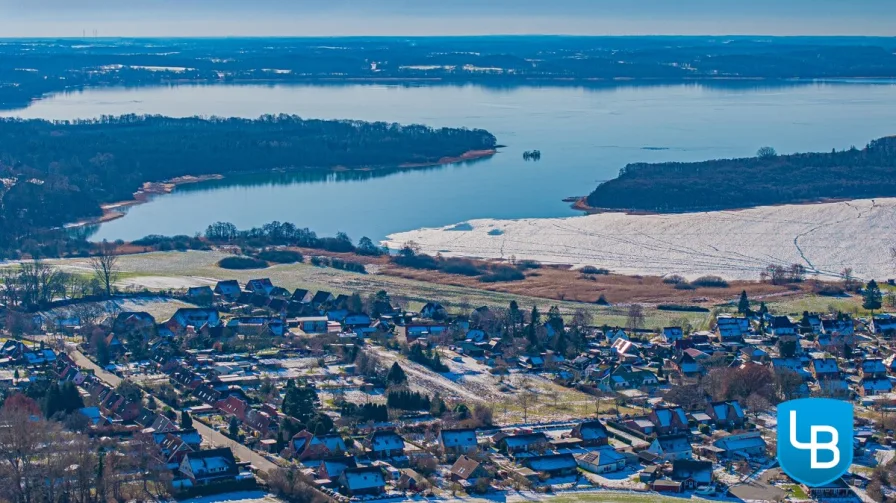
[6,81,896,243]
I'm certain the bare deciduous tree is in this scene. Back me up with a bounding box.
[90,240,120,298]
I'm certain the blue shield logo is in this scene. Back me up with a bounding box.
[777,398,853,487]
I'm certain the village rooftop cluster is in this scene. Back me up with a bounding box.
[1,276,895,502]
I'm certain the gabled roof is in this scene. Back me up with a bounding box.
[656,434,691,454]
[367,430,405,452]
[573,420,609,440]
[523,453,577,472]
[653,406,687,427]
[770,316,796,329]
[312,291,334,305]
[450,455,482,480]
[671,459,713,484]
[812,358,839,375]
[441,428,477,448]
[340,467,385,491]
[183,447,238,479]
[575,447,625,467]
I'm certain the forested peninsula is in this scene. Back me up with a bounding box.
[585,136,896,213]
[0,114,496,251]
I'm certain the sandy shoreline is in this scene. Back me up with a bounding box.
[64,149,495,229]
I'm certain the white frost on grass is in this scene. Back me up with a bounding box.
[385,198,896,280]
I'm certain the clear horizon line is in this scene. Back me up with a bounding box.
[1,33,894,40]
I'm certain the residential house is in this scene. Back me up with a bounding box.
[646,434,692,462]
[670,460,713,489]
[662,327,684,343]
[365,430,405,459]
[294,316,329,335]
[396,469,426,492]
[803,478,854,500]
[338,467,386,496]
[317,456,358,481]
[716,315,747,342]
[290,288,313,304]
[311,291,336,309]
[214,280,242,300]
[769,316,797,337]
[706,400,745,429]
[166,308,220,333]
[598,365,659,391]
[872,314,896,336]
[522,453,578,478]
[821,317,855,336]
[673,351,704,377]
[343,313,372,331]
[858,358,893,396]
[450,455,490,484]
[245,278,274,296]
[575,447,626,474]
[569,420,609,447]
[496,432,548,456]
[420,302,447,319]
[649,406,689,435]
[112,311,156,337]
[187,286,214,301]
[439,428,479,458]
[179,448,239,486]
[395,323,448,344]
[226,316,286,337]
[713,431,767,459]
[288,431,347,461]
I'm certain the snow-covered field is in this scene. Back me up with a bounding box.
[384,198,896,280]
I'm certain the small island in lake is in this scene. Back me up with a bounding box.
[585,136,896,212]
[522,149,542,161]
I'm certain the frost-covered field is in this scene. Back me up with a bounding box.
[385,198,896,280]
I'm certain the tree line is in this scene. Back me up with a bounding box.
[586,136,896,212]
[0,114,496,254]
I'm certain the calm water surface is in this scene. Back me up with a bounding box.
[6,82,896,242]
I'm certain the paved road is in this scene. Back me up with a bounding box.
[69,349,279,474]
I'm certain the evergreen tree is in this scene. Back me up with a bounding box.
[308,412,334,436]
[737,290,750,314]
[95,336,110,367]
[282,381,318,422]
[386,362,408,385]
[454,403,470,420]
[180,411,193,429]
[60,381,84,413]
[43,383,62,418]
[508,300,520,337]
[863,280,883,314]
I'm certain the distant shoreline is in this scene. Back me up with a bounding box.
[65,149,497,230]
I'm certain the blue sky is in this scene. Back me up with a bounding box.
[1,0,893,37]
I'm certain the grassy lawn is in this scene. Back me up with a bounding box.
[767,294,865,317]
[782,484,809,500]
[513,492,712,503]
[43,250,713,329]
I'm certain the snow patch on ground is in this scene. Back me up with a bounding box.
[385,198,896,280]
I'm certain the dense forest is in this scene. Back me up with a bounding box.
[0,114,496,253]
[585,136,896,212]
[3,37,896,108]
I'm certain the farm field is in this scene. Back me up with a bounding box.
[385,198,896,281]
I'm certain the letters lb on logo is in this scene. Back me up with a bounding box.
[777,398,853,487]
